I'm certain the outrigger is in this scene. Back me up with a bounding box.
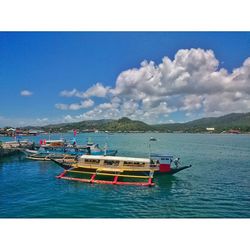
[52,153,192,187]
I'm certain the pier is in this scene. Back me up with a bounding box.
[0,147,22,157]
[0,141,34,158]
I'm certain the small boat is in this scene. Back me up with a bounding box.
[23,140,118,161]
[149,137,157,141]
[24,149,78,161]
[52,153,192,187]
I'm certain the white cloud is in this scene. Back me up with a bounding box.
[69,99,94,110]
[35,118,49,125]
[55,99,94,111]
[60,89,79,97]
[59,83,110,99]
[0,115,50,127]
[55,103,68,110]
[63,115,78,123]
[55,48,250,123]
[180,95,204,112]
[83,82,110,98]
[20,90,33,96]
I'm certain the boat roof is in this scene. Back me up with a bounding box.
[80,154,150,163]
[44,140,64,142]
[150,153,173,157]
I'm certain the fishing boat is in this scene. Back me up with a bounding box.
[52,153,192,187]
[23,140,117,161]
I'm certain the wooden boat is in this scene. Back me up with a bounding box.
[23,141,117,161]
[52,153,192,187]
[23,149,77,161]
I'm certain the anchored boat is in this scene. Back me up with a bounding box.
[23,138,118,161]
[52,153,192,187]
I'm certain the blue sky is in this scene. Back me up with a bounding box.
[0,32,250,127]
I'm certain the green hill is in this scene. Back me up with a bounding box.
[44,117,151,132]
[153,112,250,132]
[29,112,250,133]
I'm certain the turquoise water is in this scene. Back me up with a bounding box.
[0,133,249,218]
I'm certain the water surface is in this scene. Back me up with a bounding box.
[0,133,249,218]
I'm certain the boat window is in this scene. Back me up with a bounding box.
[124,161,145,166]
[161,158,169,160]
[85,159,100,164]
[124,161,133,165]
[104,160,119,166]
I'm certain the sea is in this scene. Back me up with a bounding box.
[0,133,249,218]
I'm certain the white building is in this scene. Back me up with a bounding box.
[206,127,215,131]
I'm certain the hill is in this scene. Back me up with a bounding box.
[153,112,250,132]
[29,112,250,133]
[43,117,152,132]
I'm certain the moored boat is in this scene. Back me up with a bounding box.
[52,153,192,187]
[23,140,118,161]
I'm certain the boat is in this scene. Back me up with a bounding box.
[39,139,65,147]
[149,137,157,141]
[23,139,118,161]
[24,149,78,161]
[52,153,192,187]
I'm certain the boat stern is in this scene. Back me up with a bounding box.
[150,153,191,174]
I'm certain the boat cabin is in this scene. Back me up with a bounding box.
[40,139,65,147]
[150,153,173,172]
[77,154,173,173]
[79,155,150,169]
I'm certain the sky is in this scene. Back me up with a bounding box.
[0,32,250,127]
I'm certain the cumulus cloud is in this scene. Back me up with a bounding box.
[83,82,110,98]
[20,90,33,96]
[55,99,94,111]
[56,48,250,123]
[60,83,110,99]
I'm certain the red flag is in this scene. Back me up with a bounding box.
[73,129,77,137]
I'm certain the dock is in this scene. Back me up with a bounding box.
[0,147,22,157]
[0,141,34,158]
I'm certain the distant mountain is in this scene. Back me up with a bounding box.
[44,119,115,131]
[152,112,250,132]
[28,112,250,133]
[185,113,250,129]
[43,117,151,132]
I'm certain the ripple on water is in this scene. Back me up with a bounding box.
[0,133,250,218]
